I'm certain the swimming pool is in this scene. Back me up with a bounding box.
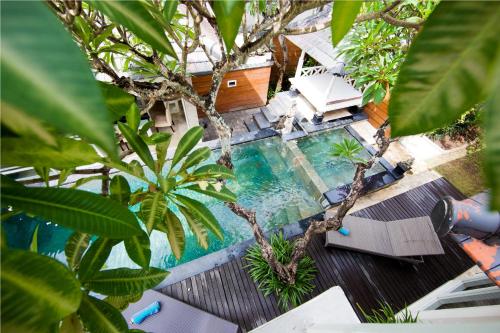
[3,136,322,270]
[296,128,386,189]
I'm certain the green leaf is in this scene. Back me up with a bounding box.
[85,268,169,296]
[57,168,74,187]
[259,0,266,12]
[174,194,223,240]
[79,238,119,282]
[157,209,185,260]
[212,0,245,52]
[139,120,154,135]
[1,103,56,146]
[118,122,156,172]
[178,206,208,250]
[139,192,167,233]
[389,2,500,136]
[91,0,177,59]
[192,164,236,180]
[129,160,146,179]
[1,179,142,238]
[1,137,101,169]
[124,230,151,269]
[34,166,50,187]
[99,82,135,121]
[71,175,106,189]
[60,313,84,333]
[483,61,500,210]
[126,103,141,133]
[185,183,237,202]
[65,232,91,271]
[331,0,362,46]
[179,147,211,172]
[91,24,116,49]
[29,224,39,253]
[156,135,172,173]
[163,0,179,23]
[110,175,131,206]
[1,1,115,154]
[171,126,203,168]
[1,249,81,333]
[159,177,176,193]
[78,294,128,333]
[130,189,148,206]
[104,293,142,311]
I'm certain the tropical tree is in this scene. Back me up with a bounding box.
[337,0,438,105]
[2,2,499,330]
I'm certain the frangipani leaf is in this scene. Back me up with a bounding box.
[109,175,131,206]
[179,147,211,172]
[175,194,223,240]
[389,2,500,136]
[1,1,115,154]
[192,164,236,180]
[65,232,91,271]
[1,179,142,238]
[85,268,169,296]
[157,209,185,260]
[163,0,179,24]
[212,0,245,52]
[79,238,118,282]
[1,249,81,333]
[124,230,151,269]
[171,126,203,168]
[126,103,141,133]
[91,0,177,59]
[331,0,363,46]
[1,137,101,169]
[78,294,128,333]
[483,61,500,210]
[139,192,167,233]
[104,293,142,311]
[178,206,208,250]
[98,82,135,121]
[118,122,156,172]
[185,183,237,202]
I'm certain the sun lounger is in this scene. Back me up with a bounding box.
[325,215,444,263]
[122,289,239,333]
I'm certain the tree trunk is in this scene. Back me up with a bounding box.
[275,34,288,94]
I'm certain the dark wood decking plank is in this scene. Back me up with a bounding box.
[219,261,246,328]
[158,178,474,331]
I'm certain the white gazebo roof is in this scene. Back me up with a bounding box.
[290,73,362,113]
[286,29,344,69]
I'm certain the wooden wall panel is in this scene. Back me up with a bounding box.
[191,66,271,114]
[270,37,302,83]
[364,100,391,135]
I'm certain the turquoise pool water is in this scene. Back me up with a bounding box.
[296,128,386,189]
[3,137,322,269]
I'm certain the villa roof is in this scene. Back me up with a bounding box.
[286,29,344,69]
[290,73,362,112]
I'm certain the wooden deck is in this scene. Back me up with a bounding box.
[159,178,474,332]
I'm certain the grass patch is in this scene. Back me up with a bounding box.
[434,152,485,197]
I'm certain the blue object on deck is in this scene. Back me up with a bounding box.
[338,227,350,236]
[131,301,161,324]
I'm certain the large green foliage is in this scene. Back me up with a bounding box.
[212,0,246,52]
[1,1,116,154]
[338,1,437,105]
[0,1,239,331]
[1,249,82,332]
[388,1,500,209]
[245,233,317,311]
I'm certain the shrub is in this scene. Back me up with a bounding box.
[428,105,482,144]
[358,302,418,323]
[245,233,317,310]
